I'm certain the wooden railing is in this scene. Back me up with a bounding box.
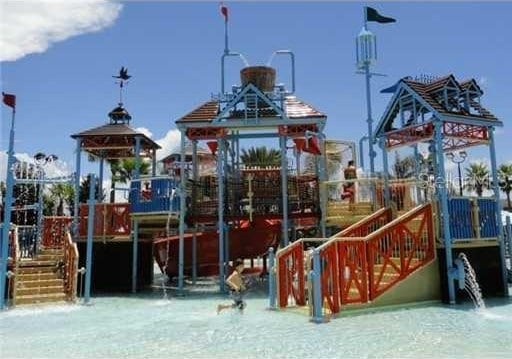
[275,238,327,308]
[366,203,434,299]
[78,203,130,237]
[63,231,79,301]
[314,203,434,317]
[42,217,72,247]
[334,207,392,238]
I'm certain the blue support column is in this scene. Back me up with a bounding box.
[433,121,456,304]
[413,144,422,203]
[131,136,142,293]
[380,137,390,206]
[280,135,289,246]
[191,140,198,284]
[311,249,323,323]
[364,63,376,176]
[217,139,226,292]
[318,135,327,238]
[488,127,508,295]
[84,174,96,305]
[178,130,187,291]
[72,138,82,239]
[36,170,44,246]
[506,217,512,274]
[152,148,157,176]
[223,140,230,272]
[268,247,276,309]
[0,107,16,310]
[131,219,139,293]
[98,156,104,203]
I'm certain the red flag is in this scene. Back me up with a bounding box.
[220,3,228,22]
[2,92,16,109]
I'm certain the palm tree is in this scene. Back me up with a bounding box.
[240,146,281,167]
[48,183,75,216]
[109,158,151,202]
[465,162,490,197]
[498,163,512,209]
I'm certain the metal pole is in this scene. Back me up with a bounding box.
[488,127,508,296]
[0,107,16,310]
[359,135,368,170]
[506,216,512,269]
[152,148,157,177]
[280,135,289,246]
[134,136,142,180]
[72,139,82,239]
[223,141,229,272]
[191,140,198,284]
[380,138,390,206]
[413,144,422,203]
[98,157,104,203]
[434,121,456,304]
[318,135,327,238]
[268,247,276,309]
[217,139,225,292]
[84,173,96,304]
[457,162,463,197]
[131,219,139,293]
[311,249,323,323]
[178,130,186,291]
[364,62,376,175]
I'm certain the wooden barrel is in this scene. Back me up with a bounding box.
[240,66,276,92]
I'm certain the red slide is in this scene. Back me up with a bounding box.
[154,219,280,278]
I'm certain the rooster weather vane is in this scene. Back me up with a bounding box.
[113,66,132,104]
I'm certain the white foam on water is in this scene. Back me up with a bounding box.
[3,303,80,317]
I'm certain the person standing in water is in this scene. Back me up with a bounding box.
[217,258,246,314]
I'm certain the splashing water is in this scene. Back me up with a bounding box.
[459,253,486,309]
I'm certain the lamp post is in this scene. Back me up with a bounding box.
[446,151,467,197]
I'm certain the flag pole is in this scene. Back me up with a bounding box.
[362,6,375,176]
[363,6,368,30]
[224,17,229,54]
[0,106,16,310]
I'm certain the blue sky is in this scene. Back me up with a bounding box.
[1,1,511,178]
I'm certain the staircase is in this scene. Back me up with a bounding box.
[275,203,435,320]
[15,247,67,305]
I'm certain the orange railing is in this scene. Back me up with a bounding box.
[314,203,434,316]
[78,203,130,237]
[63,231,79,301]
[334,207,392,238]
[276,238,327,308]
[366,203,434,299]
[42,217,72,247]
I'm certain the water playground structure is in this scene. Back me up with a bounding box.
[1,7,510,323]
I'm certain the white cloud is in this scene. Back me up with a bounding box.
[155,129,181,161]
[0,0,123,62]
[0,151,71,182]
[134,126,153,139]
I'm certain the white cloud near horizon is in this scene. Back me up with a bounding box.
[0,0,123,62]
[155,129,181,161]
[0,150,72,183]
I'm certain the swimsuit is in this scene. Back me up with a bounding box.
[230,290,245,310]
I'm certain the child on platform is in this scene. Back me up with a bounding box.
[217,258,246,314]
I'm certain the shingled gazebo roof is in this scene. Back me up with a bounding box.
[175,96,326,124]
[71,123,160,159]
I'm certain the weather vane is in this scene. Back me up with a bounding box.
[112,66,131,104]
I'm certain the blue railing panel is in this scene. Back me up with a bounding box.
[477,198,499,238]
[448,198,473,239]
[130,178,179,214]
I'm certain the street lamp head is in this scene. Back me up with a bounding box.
[446,152,455,160]
[459,151,468,160]
[34,152,47,164]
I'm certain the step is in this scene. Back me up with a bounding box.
[16,286,65,296]
[14,292,67,306]
[17,266,57,274]
[17,272,60,281]
[17,278,63,288]
[35,254,64,261]
[19,260,57,267]
[39,248,64,256]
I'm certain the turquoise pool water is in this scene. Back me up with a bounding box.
[1,289,512,359]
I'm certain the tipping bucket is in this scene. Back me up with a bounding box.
[240,66,276,93]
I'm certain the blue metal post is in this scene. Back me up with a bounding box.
[178,130,186,291]
[268,247,276,309]
[506,216,512,265]
[359,135,368,170]
[131,136,142,293]
[152,148,157,176]
[98,156,104,202]
[380,137,390,206]
[217,139,225,292]
[84,173,96,304]
[364,62,376,175]
[131,219,139,293]
[311,249,323,323]
[36,168,44,245]
[191,140,198,284]
[223,141,230,273]
[413,144,422,203]
[0,107,16,310]
[488,127,508,295]
[318,135,327,238]
[280,135,289,246]
[72,138,82,239]
[434,121,456,304]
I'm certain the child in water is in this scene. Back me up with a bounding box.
[217,258,246,314]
